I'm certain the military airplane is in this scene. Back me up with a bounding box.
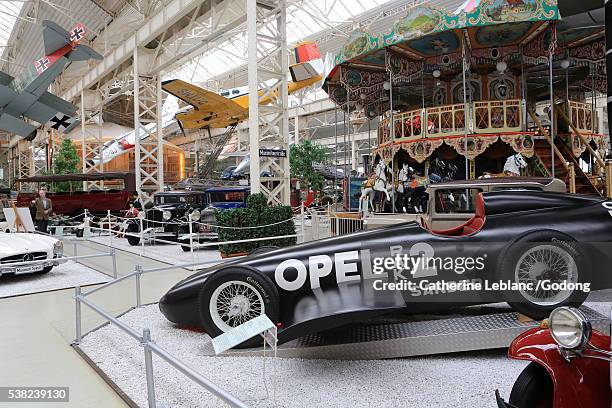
[161,41,324,130]
[0,20,102,140]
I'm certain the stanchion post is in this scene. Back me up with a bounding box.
[73,241,79,264]
[111,248,117,279]
[139,216,145,256]
[189,218,195,271]
[142,328,157,408]
[606,160,612,198]
[135,264,143,307]
[300,203,305,243]
[108,210,113,247]
[74,286,82,345]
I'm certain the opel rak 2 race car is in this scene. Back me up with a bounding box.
[159,191,612,347]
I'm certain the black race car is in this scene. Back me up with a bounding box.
[159,191,612,346]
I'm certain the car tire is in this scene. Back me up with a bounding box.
[248,246,279,256]
[40,266,53,274]
[497,230,589,320]
[75,229,84,238]
[180,242,191,252]
[198,268,280,348]
[508,362,553,408]
[126,223,141,246]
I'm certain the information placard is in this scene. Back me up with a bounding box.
[211,315,275,354]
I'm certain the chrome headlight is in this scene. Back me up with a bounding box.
[162,210,172,221]
[53,241,63,257]
[550,307,592,350]
[190,209,201,222]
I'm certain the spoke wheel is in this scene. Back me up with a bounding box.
[514,244,578,306]
[209,280,265,332]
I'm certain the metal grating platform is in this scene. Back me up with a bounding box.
[204,305,609,360]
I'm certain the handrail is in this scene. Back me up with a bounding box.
[527,109,569,172]
[554,104,606,169]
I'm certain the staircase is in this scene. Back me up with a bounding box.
[533,138,601,196]
[198,124,237,178]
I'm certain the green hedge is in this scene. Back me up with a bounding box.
[216,193,296,255]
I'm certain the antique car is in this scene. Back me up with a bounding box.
[0,232,64,275]
[496,306,611,408]
[160,190,612,347]
[16,172,136,218]
[197,186,251,242]
[124,190,209,249]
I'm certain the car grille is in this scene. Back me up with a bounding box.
[1,252,47,264]
[148,209,163,222]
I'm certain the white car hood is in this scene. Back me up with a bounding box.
[0,232,56,255]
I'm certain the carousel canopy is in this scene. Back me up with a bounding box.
[323,0,605,113]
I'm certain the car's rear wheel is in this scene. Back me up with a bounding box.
[198,268,279,348]
[126,223,140,246]
[498,231,588,320]
[508,363,553,408]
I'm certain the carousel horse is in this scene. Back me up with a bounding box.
[480,153,528,178]
[398,159,459,213]
[396,163,414,212]
[360,161,392,214]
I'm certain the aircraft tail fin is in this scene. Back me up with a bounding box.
[290,42,323,82]
[42,20,72,55]
[68,44,103,61]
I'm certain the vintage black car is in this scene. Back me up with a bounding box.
[159,190,612,347]
[125,190,211,250]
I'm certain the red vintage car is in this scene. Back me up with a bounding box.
[16,172,136,217]
[496,306,611,408]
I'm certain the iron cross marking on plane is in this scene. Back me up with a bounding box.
[0,20,102,140]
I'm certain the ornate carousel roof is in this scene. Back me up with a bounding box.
[323,0,605,112]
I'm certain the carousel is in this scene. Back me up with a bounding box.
[323,0,612,213]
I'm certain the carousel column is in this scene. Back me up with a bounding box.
[461,37,469,179]
[334,108,338,200]
[606,0,612,152]
[388,73,395,213]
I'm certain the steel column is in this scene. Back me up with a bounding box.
[246,0,290,205]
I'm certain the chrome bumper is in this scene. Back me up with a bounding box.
[0,259,59,275]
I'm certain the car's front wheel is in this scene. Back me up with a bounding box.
[126,223,140,246]
[498,230,589,320]
[508,362,553,408]
[198,268,279,348]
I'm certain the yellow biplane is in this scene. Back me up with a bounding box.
[162,42,323,129]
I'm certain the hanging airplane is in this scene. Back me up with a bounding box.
[0,20,102,140]
[161,41,324,130]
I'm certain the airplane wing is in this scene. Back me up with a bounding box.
[0,113,37,138]
[38,91,78,116]
[46,113,80,133]
[0,83,18,106]
[161,79,247,129]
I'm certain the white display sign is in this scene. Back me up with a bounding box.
[3,208,35,232]
[211,315,275,355]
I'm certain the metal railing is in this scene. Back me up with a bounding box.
[73,254,250,408]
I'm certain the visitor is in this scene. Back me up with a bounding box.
[32,189,52,234]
